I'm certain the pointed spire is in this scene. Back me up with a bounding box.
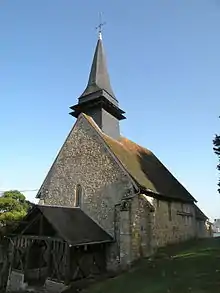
[70,20,126,139]
[80,35,117,101]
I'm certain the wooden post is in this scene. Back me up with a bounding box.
[24,242,30,275]
[64,243,70,284]
[46,239,51,279]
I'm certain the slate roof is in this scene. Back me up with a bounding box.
[80,38,117,101]
[70,37,125,120]
[84,114,196,203]
[13,205,113,246]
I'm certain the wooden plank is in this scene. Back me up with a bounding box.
[46,239,51,278]
[51,240,61,281]
[15,235,111,247]
[64,243,70,284]
[19,235,64,243]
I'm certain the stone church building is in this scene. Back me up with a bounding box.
[36,33,209,268]
[6,33,210,292]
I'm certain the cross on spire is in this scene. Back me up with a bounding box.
[96,12,106,40]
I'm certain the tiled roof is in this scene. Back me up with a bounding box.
[84,114,196,203]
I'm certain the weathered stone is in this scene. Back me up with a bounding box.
[37,115,134,269]
[36,114,210,272]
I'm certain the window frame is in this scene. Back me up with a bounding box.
[75,184,82,207]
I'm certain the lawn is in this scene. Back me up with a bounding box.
[87,237,220,293]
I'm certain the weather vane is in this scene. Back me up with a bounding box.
[96,12,106,40]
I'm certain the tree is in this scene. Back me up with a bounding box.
[0,190,33,235]
[213,131,220,194]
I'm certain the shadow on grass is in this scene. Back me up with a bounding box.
[87,238,220,293]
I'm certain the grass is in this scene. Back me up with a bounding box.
[87,237,220,293]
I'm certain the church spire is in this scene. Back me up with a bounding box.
[70,22,126,139]
[79,34,117,101]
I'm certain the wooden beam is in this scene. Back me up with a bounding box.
[71,239,113,247]
[46,240,52,278]
[65,242,70,284]
[20,235,64,243]
[20,213,41,236]
[15,235,112,247]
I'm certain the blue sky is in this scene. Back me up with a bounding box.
[0,1,219,220]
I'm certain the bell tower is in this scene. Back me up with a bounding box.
[70,30,126,139]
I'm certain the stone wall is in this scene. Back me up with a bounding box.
[196,220,206,238]
[39,115,133,235]
[115,195,154,267]
[119,203,131,267]
[130,196,153,262]
[37,115,134,270]
[150,197,196,248]
[117,194,198,267]
[127,195,197,265]
[196,220,213,238]
[36,114,200,270]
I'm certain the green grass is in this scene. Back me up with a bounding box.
[88,237,220,293]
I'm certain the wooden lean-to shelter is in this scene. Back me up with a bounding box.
[9,205,113,287]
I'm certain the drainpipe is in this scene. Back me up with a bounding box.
[122,185,141,200]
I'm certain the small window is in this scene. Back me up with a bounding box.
[75,184,82,207]
[168,202,172,221]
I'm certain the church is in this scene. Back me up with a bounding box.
[6,31,211,292]
[36,30,210,266]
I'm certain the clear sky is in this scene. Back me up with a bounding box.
[0,1,219,220]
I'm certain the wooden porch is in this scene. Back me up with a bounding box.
[8,205,113,287]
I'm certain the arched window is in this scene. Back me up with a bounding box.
[75,184,82,207]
